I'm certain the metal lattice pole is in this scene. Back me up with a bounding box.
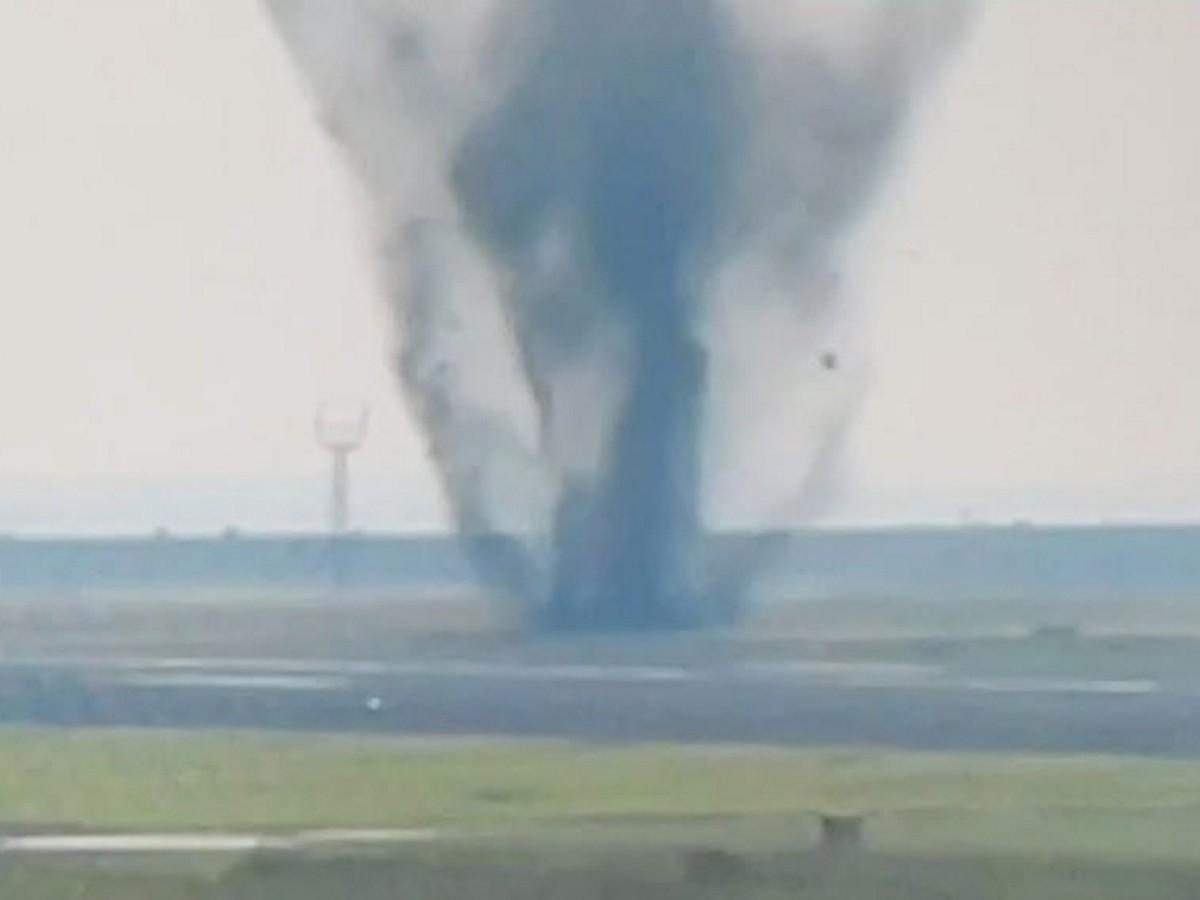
[315,399,371,537]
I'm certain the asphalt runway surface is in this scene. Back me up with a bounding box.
[1,655,1199,757]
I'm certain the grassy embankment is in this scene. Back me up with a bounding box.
[2,728,1200,898]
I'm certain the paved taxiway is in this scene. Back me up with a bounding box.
[0,654,1196,757]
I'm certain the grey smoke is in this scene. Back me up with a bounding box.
[265,0,972,630]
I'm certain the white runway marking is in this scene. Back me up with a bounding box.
[743,663,1160,695]
[0,655,1170,697]
[411,662,695,683]
[939,677,1160,696]
[1,834,271,854]
[111,673,352,692]
[741,661,941,682]
[0,829,440,855]
[79,658,700,685]
[6,656,697,683]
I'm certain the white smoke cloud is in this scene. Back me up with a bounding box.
[264,0,972,628]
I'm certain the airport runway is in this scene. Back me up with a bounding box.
[1,655,1198,757]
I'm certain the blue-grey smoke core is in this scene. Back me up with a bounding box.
[265,0,971,631]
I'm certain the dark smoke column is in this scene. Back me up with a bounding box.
[263,0,973,634]
[542,333,708,630]
[452,0,742,630]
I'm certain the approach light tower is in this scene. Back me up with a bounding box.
[315,399,371,535]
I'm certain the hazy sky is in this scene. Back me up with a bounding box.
[0,2,1198,533]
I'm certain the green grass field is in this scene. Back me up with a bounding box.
[1,728,1200,845]
[1,728,1200,897]
[6,849,1199,900]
